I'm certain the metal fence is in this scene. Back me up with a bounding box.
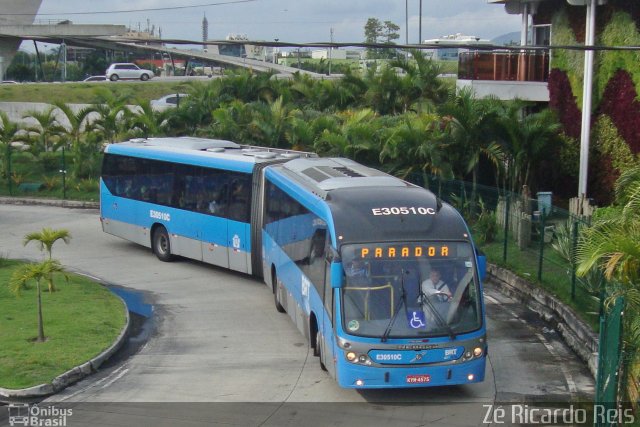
[408,174,635,411]
[406,174,603,327]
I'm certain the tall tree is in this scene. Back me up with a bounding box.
[364,18,400,59]
[494,102,562,193]
[391,50,450,112]
[380,113,452,179]
[439,87,503,199]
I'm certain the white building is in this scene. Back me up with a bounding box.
[423,33,492,61]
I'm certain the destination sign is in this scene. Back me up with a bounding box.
[358,244,454,260]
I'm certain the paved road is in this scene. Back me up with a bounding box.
[0,204,594,426]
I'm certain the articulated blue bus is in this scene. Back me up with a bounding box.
[101,136,487,389]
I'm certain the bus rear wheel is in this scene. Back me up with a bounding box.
[153,226,174,262]
[273,273,286,313]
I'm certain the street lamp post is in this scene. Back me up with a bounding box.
[273,38,279,64]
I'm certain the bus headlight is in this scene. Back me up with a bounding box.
[473,347,483,357]
[346,352,357,362]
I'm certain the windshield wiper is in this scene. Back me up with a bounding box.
[381,269,408,342]
[418,288,457,340]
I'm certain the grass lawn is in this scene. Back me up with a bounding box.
[477,231,601,331]
[0,81,191,104]
[0,259,127,390]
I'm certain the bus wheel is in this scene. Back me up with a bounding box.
[273,273,286,313]
[312,321,320,357]
[316,331,327,371]
[153,226,174,262]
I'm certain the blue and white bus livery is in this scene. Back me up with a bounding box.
[100,137,487,389]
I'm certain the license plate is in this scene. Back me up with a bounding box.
[406,374,431,384]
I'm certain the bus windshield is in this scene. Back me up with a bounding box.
[340,242,482,339]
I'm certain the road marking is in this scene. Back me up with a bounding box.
[533,332,578,393]
[53,365,128,402]
[485,295,500,305]
[501,305,578,394]
[101,368,129,389]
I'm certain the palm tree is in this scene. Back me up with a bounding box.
[313,109,381,161]
[363,65,403,115]
[127,99,168,138]
[494,102,562,193]
[22,107,65,152]
[23,227,71,292]
[248,97,298,148]
[390,50,450,113]
[92,87,131,143]
[9,260,67,342]
[380,113,452,179]
[0,111,23,179]
[577,165,640,285]
[438,87,504,200]
[209,100,255,142]
[577,164,640,381]
[52,102,98,179]
[52,101,96,150]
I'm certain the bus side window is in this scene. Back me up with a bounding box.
[228,174,251,222]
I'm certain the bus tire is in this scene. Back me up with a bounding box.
[311,319,320,357]
[152,226,174,262]
[317,331,327,371]
[273,273,286,313]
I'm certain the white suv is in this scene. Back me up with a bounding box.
[106,63,154,81]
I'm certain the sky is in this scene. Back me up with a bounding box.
[30,0,520,46]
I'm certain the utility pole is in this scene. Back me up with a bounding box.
[419,0,423,44]
[405,0,409,45]
[578,0,597,199]
[328,28,334,76]
[61,41,67,82]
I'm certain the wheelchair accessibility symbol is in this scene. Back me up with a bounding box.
[408,311,426,329]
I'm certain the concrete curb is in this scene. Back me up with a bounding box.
[487,263,599,377]
[0,196,98,210]
[0,290,130,399]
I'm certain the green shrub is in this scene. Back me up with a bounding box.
[11,151,36,165]
[475,206,498,244]
[74,177,98,193]
[39,151,62,173]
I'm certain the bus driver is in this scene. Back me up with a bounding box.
[419,268,452,302]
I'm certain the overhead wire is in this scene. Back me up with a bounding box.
[0,0,259,16]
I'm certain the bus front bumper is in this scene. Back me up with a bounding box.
[336,356,486,389]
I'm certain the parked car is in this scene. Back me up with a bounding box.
[83,75,107,82]
[151,93,189,109]
[106,63,154,81]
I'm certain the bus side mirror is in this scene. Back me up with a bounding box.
[331,262,343,288]
[476,253,487,282]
